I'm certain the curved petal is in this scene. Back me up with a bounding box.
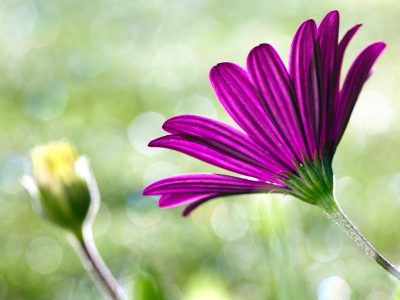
[182,194,229,217]
[159,192,221,208]
[289,19,323,158]
[332,42,386,152]
[318,11,339,153]
[336,23,362,92]
[328,23,362,152]
[163,115,291,173]
[161,193,247,216]
[149,135,282,182]
[209,62,295,168]
[144,173,284,216]
[247,43,306,162]
[143,173,284,195]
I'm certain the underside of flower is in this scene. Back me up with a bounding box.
[141,10,400,280]
[278,150,335,210]
[144,11,386,215]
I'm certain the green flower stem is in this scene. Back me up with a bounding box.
[73,227,127,300]
[320,194,400,280]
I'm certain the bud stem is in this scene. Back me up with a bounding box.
[73,227,127,300]
[321,194,400,280]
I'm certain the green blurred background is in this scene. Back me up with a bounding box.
[1,0,400,299]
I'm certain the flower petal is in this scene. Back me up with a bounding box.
[289,19,323,158]
[336,23,362,92]
[149,135,281,182]
[318,11,339,152]
[332,42,386,152]
[163,114,291,173]
[182,194,227,217]
[144,173,284,216]
[209,62,295,168]
[143,173,283,195]
[159,192,221,208]
[247,43,306,162]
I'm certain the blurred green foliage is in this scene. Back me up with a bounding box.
[1,0,400,299]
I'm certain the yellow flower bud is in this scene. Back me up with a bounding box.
[24,141,91,233]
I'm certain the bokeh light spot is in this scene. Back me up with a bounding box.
[24,76,69,120]
[350,91,393,135]
[26,237,62,274]
[128,112,166,156]
[139,74,183,113]
[182,19,229,64]
[143,162,180,186]
[224,235,258,270]
[90,11,138,56]
[153,71,183,92]
[66,33,112,77]
[107,207,140,247]
[126,189,163,227]
[14,2,38,40]
[211,203,248,241]
[0,153,30,194]
[153,44,198,90]
[175,95,218,119]
[14,0,61,47]
[306,224,342,262]
[335,124,366,159]
[318,277,350,300]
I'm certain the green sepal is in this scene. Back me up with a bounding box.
[280,189,316,205]
[320,144,334,190]
[301,152,326,193]
[292,159,314,186]
[279,172,319,202]
[283,150,334,208]
[313,150,323,177]
[37,179,91,233]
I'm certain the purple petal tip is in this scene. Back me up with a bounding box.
[371,41,387,51]
[142,186,151,195]
[182,210,190,217]
[147,140,157,147]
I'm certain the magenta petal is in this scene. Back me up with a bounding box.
[144,173,283,216]
[289,19,323,158]
[332,42,386,151]
[209,62,295,168]
[247,43,306,162]
[335,23,362,93]
[163,115,291,173]
[182,194,226,217]
[149,135,281,182]
[159,193,220,208]
[318,11,339,152]
[143,173,283,195]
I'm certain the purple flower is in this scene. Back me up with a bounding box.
[143,11,385,217]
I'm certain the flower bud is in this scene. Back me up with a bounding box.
[23,141,91,233]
